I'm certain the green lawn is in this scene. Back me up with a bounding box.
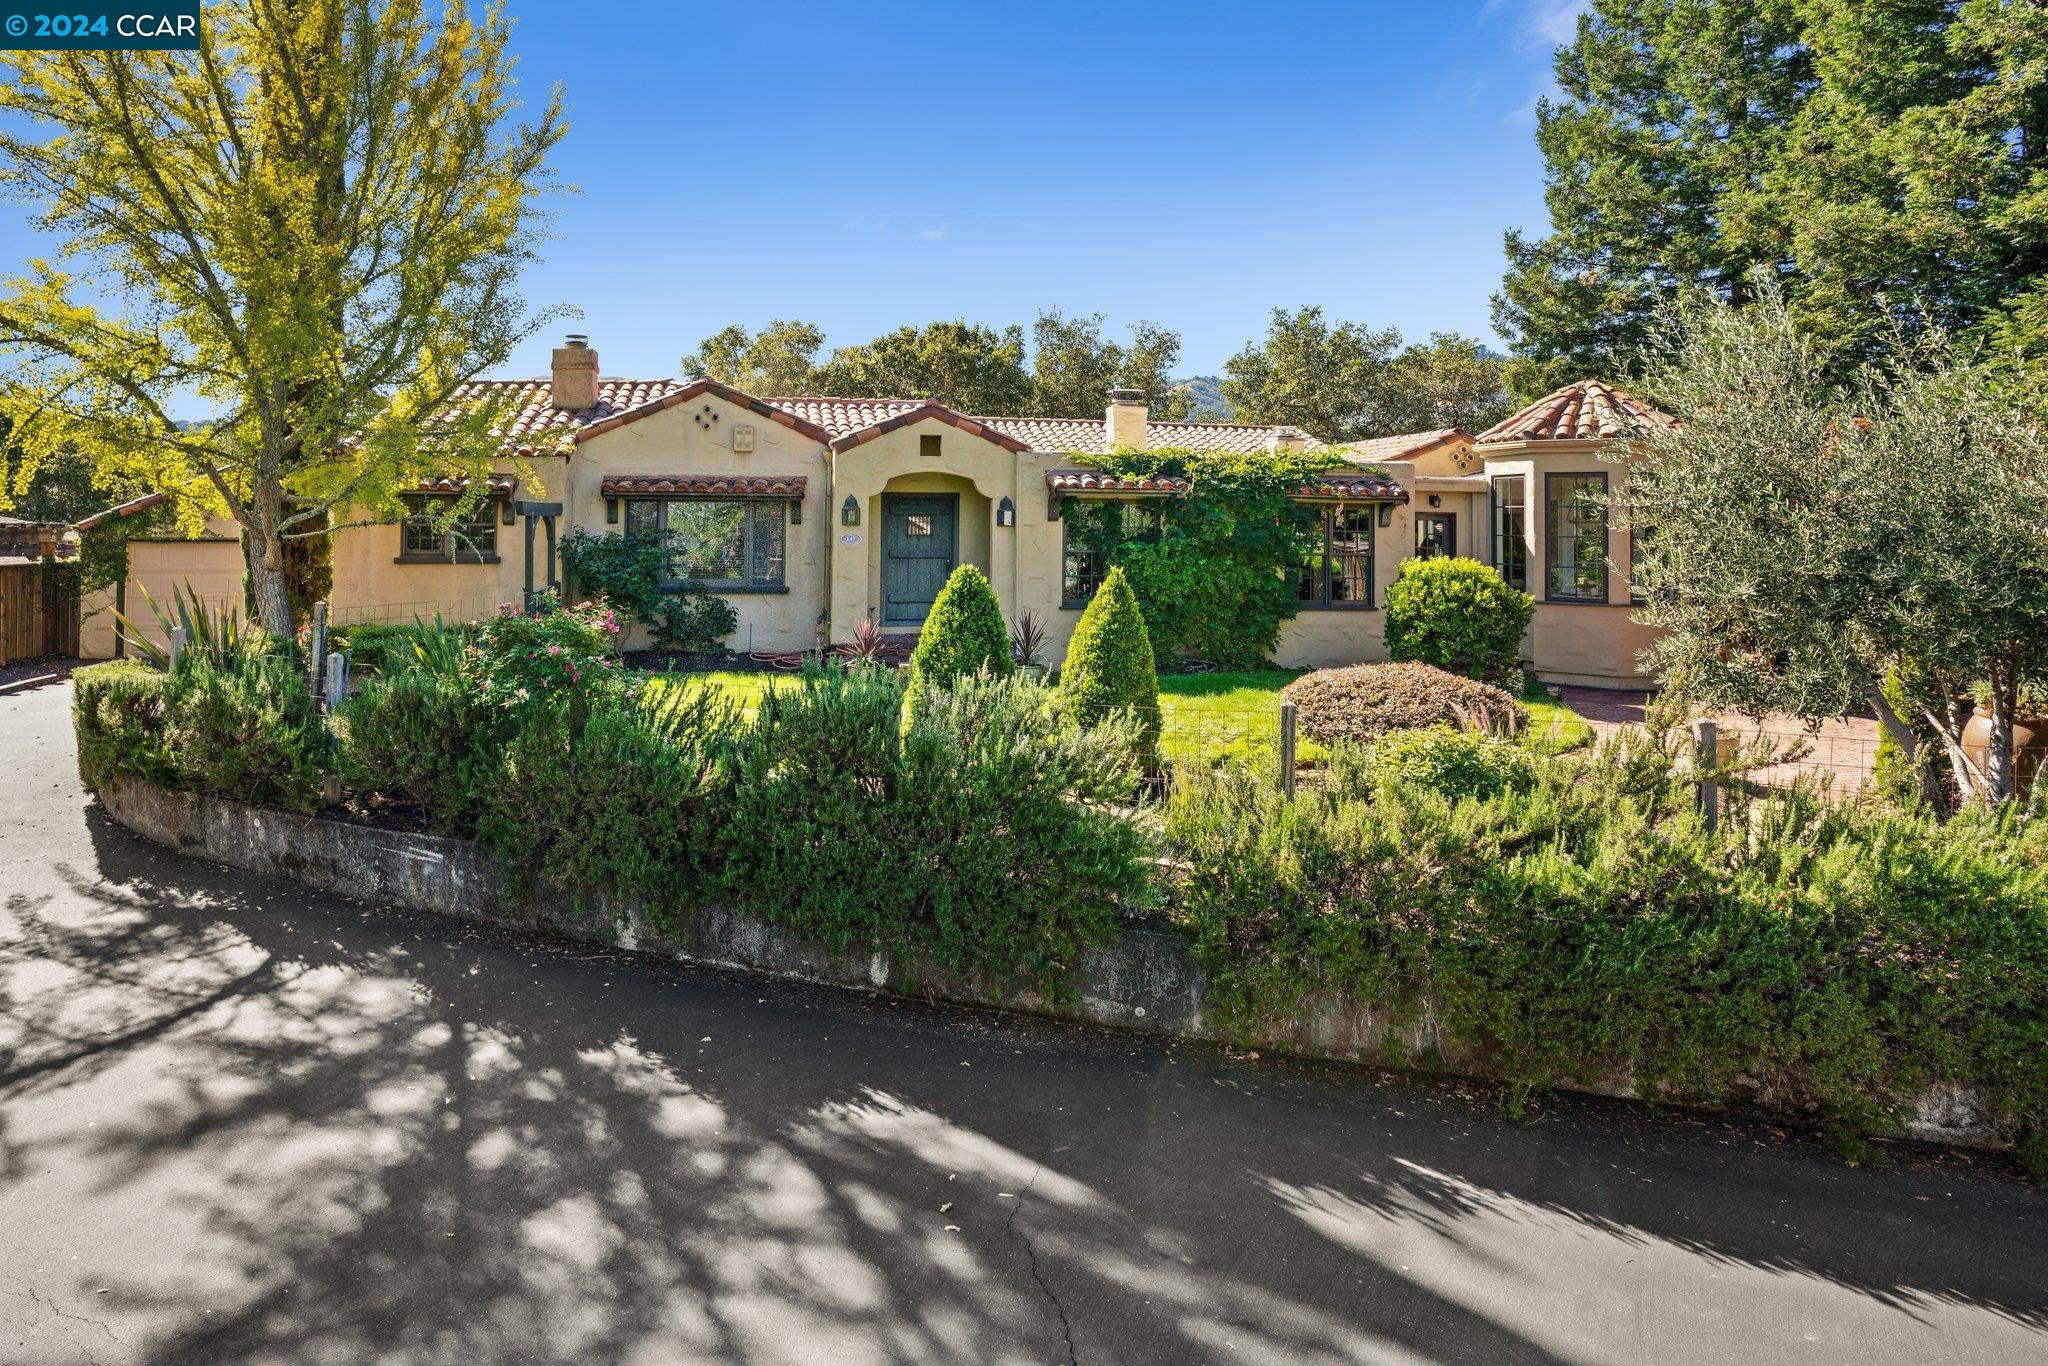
[642,664,1594,764]
[639,668,798,716]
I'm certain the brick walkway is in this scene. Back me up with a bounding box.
[1556,687,1881,793]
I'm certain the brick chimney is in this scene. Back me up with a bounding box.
[1106,387,1148,451]
[551,333,599,411]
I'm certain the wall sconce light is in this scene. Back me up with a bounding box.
[1427,493,1442,509]
[1377,503,1395,528]
[996,496,1015,528]
[841,495,860,527]
[788,498,802,525]
[604,497,618,525]
[500,500,517,526]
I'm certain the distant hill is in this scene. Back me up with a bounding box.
[1171,374,1231,422]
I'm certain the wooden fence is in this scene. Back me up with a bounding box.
[0,560,79,664]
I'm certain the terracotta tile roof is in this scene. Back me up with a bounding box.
[580,378,834,444]
[985,416,1318,455]
[1046,469,1406,502]
[600,474,808,498]
[1294,472,1406,501]
[1475,380,1677,445]
[760,397,929,437]
[1337,428,1469,464]
[1046,470,1190,494]
[821,401,1032,454]
[440,378,692,455]
[415,472,518,497]
[444,379,1317,457]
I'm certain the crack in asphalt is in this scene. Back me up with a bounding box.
[1004,1163,1079,1366]
[3,1272,123,1350]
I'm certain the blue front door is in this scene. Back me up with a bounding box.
[881,494,959,626]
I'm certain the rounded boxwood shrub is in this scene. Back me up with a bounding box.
[1281,661,1526,747]
[1058,565,1160,755]
[904,564,1013,727]
[1382,555,1534,683]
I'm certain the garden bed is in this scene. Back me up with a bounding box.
[92,768,2011,1157]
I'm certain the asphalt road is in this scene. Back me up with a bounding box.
[1,678,2044,1365]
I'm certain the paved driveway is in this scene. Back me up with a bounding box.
[1,679,2043,1364]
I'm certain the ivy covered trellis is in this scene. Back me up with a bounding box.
[1068,446,1356,671]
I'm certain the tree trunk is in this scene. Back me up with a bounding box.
[245,477,297,640]
[1984,663,2017,804]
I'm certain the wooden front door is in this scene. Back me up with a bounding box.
[881,494,959,626]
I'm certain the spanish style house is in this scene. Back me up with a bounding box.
[78,335,1674,685]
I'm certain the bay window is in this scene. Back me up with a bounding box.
[1490,475,1527,591]
[1544,472,1609,602]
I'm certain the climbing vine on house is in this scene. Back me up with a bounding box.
[1074,446,1335,669]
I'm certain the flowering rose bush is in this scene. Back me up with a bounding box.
[470,594,630,719]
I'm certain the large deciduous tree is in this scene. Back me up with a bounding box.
[1375,332,1512,435]
[1492,0,1811,397]
[680,319,826,394]
[1627,282,2048,806]
[0,0,565,637]
[1220,306,1400,442]
[814,320,1031,415]
[1028,310,1191,420]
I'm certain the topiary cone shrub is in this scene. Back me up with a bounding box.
[1382,555,1535,684]
[1058,565,1161,758]
[904,563,1014,728]
[1281,661,1526,748]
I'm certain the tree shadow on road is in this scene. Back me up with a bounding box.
[0,806,2043,1364]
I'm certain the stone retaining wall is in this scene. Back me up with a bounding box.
[99,773,2004,1152]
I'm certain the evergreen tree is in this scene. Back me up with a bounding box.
[1492,0,1811,397]
[1058,566,1160,757]
[903,564,1013,728]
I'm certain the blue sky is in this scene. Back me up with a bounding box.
[3,0,1586,386]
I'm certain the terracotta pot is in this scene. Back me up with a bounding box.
[1959,712,2048,799]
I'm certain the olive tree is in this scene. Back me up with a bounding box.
[1626,284,2048,805]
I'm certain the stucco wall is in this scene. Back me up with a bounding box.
[1474,441,1659,686]
[78,534,245,659]
[573,402,830,655]
[828,421,1046,647]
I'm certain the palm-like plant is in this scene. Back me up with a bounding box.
[838,616,891,668]
[1009,609,1048,669]
[112,581,245,670]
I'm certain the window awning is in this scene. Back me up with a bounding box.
[415,473,519,498]
[600,474,808,498]
[1044,469,1407,503]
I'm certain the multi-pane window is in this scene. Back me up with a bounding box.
[623,498,786,590]
[400,496,497,562]
[1544,472,1609,602]
[1491,475,1527,591]
[1299,505,1375,607]
[1061,500,1162,606]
